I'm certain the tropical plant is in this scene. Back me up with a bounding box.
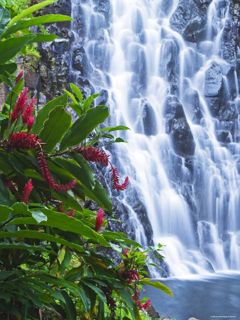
[0,0,173,319]
[0,0,71,84]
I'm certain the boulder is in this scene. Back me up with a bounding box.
[142,101,157,136]
[170,0,211,42]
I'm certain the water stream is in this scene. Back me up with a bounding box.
[71,0,240,277]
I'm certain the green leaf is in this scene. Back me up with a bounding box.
[0,177,12,205]
[0,231,85,253]
[0,7,10,33]
[0,205,11,223]
[64,89,78,105]
[61,291,77,320]
[39,108,72,152]
[60,105,109,150]
[141,278,173,296]
[2,14,72,38]
[70,83,83,102]
[7,0,57,27]
[32,211,48,224]
[0,63,17,75]
[32,93,68,134]
[11,208,109,246]
[55,155,95,190]
[0,243,49,252]
[100,125,130,132]
[81,280,107,303]
[0,35,35,64]
[82,93,99,112]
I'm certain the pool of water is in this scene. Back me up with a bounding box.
[144,273,240,320]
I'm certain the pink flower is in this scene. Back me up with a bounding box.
[16,71,24,84]
[76,146,109,166]
[22,179,33,203]
[95,208,104,232]
[111,165,129,191]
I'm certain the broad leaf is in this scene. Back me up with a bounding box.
[6,0,57,27]
[32,94,68,134]
[39,108,72,152]
[0,35,35,64]
[60,106,109,150]
[141,278,173,296]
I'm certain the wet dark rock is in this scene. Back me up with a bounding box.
[221,19,237,64]
[170,0,211,42]
[205,63,226,117]
[205,63,223,97]
[164,96,196,157]
[171,118,196,156]
[142,101,157,136]
[159,39,179,86]
[72,46,92,76]
[183,88,203,123]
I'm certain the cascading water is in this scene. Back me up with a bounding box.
[70,0,240,277]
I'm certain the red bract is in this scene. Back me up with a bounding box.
[122,248,129,257]
[37,147,77,192]
[9,132,76,193]
[124,269,140,283]
[132,292,151,311]
[9,132,40,149]
[95,208,104,232]
[10,87,29,122]
[76,146,109,167]
[22,97,36,129]
[140,300,152,311]
[111,165,129,191]
[68,209,75,217]
[22,179,33,203]
[16,71,24,84]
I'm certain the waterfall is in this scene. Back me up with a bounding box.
[70,0,240,277]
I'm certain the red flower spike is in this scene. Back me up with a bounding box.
[22,179,33,203]
[95,208,104,232]
[37,147,77,192]
[11,87,29,122]
[111,165,129,191]
[16,71,24,84]
[141,300,151,311]
[122,248,129,257]
[68,209,75,217]
[76,146,109,167]
[124,270,140,283]
[9,132,76,193]
[22,97,36,126]
[9,132,40,149]
[27,116,35,130]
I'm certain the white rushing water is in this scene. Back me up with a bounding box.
[71,0,240,277]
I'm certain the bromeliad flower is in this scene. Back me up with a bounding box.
[95,208,104,232]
